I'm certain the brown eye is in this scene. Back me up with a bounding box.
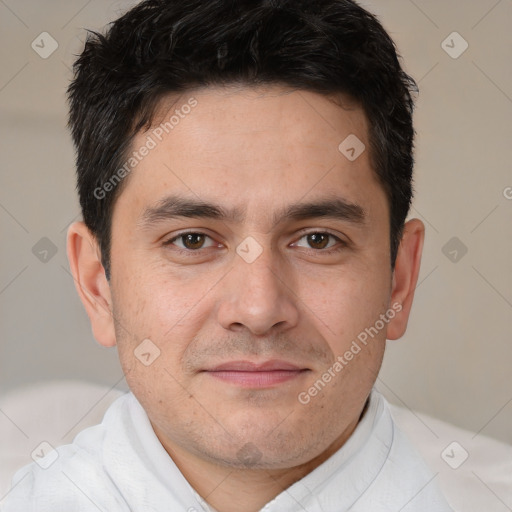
[181,233,206,249]
[306,233,330,249]
[293,232,341,251]
[164,232,217,251]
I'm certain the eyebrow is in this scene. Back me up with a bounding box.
[137,194,367,230]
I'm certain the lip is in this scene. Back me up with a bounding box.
[207,360,305,372]
[202,360,310,388]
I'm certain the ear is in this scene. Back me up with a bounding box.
[66,221,116,347]
[386,218,425,340]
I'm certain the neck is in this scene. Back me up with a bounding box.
[154,414,362,512]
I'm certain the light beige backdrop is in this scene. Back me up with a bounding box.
[1,0,511,448]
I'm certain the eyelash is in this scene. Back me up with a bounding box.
[162,230,347,255]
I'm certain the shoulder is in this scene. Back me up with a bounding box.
[1,393,133,511]
[354,392,454,511]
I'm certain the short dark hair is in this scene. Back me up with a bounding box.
[68,0,417,280]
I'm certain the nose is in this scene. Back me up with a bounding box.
[216,247,300,336]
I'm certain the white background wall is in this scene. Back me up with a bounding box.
[0,0,511,446]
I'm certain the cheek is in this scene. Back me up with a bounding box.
[112,267,217,376]
[111,272,204,406]
[304,269,390,338]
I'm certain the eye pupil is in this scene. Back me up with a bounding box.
[183,233,205,249]
[308,233,329,249]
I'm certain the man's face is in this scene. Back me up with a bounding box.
[108,85,395,469]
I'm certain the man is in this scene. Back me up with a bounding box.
[2,0,453,510]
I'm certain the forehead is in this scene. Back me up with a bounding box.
[113,85,385,226]
[150,84,367,155]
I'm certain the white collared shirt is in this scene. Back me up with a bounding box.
[1,389,453,511]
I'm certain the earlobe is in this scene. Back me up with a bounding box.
[66,221,117,347]
[386,218,425,340]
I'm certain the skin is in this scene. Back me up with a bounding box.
[67,85,424,512]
